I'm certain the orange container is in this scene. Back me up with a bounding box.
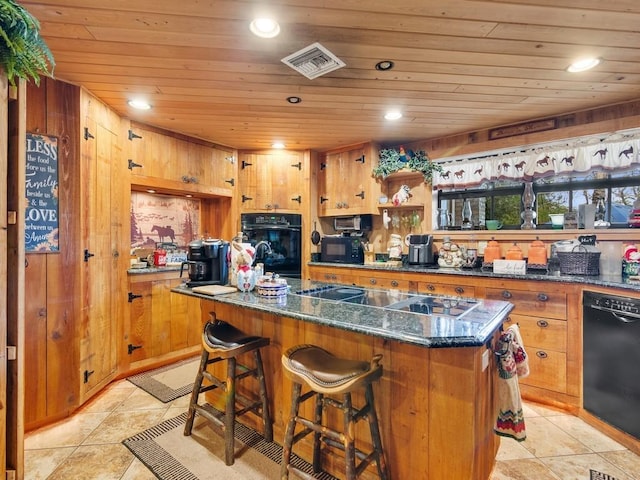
[483,239,502,263]
[505,243,523,260]
[528,238,547,265]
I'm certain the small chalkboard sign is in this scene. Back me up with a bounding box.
[25,133,59,252]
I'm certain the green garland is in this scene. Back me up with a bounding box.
[373,148,443,183]
[0,0,55,85]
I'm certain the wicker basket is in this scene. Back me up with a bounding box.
[557,245,600,275]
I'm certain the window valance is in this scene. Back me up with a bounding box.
[432,132,640,190]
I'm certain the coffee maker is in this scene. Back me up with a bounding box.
[408,234,435,265]
[181,238,230,287]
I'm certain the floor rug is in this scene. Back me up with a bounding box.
[127,357,200,403]
[590,470,619,480]
[123,409,337,480]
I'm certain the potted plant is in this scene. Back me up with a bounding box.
[0,0,54,85]
[373,146,443,183]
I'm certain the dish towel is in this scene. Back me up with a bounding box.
[494,323,529,441]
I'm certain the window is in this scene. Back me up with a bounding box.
[437,168,640,229]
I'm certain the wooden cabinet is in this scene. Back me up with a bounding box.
[417,280,475,297]
[317,143,381,216]
[355,274,409,291]
[484,285,573,399]
[307,265,359,285]
[237,150,306,212]
[129,122,236,198]
[125,272,202,370]
[78,90,128,401]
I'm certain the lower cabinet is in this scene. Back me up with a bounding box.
[307,265,581,408]
[417,280,475,297]
[125,272,202,371]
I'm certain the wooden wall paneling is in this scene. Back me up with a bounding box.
[24,81,49,431]
[2,73,27,480]
[0,72,7,480]
[43,79,81,418]
[22,256,47,427]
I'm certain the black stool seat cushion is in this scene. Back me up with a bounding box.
[283,345,372,390]
[204,320,264,349]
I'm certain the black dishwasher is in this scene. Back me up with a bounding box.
[583,290,640,440]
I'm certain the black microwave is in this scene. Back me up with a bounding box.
[320,236,364,264]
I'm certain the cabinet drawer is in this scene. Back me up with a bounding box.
[417,282,475,297]
[484,288,566,320]
[357,276,409,290]
[518,348,566,394]
[503,314,567,353]
[312,270,358,285]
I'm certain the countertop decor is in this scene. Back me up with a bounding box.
[373,147,442,183]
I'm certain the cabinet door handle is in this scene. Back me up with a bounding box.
[536,351,548,359]
[537,293,549,302]
[427,284,436,291]
[501,290,512,299]
[128,292,142,302]
[391,280,399,287]
[537,320,549,328]
[369,278,377,285]
[455,287,464,295]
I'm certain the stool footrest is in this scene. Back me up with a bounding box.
[296,416,342,443]
[193,403,225,430]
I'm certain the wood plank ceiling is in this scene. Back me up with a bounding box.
[21,0,640,151]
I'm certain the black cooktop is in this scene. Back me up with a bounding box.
[293,285,479,319]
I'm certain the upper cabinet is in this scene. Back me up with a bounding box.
[237,150,308,212]
[317,142,381,216]
[128,123,236,198]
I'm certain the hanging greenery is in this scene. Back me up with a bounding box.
[0,0,54,85]
[373,147,443,183]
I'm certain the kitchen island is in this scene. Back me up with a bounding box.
[173,279,513,480]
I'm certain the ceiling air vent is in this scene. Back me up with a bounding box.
[281,42,346,80]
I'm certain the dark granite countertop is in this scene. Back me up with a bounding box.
[308,262,640,292]
[172,279,513,349]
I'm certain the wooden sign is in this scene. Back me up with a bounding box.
[25,133,59,252]
[489,119,557,140]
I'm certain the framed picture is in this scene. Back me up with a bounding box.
[25,133,59,252]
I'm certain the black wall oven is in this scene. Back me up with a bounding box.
[241,213,302,278]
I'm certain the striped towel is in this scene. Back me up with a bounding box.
[494,324,529,441]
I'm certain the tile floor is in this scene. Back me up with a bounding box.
[24,379,640,480]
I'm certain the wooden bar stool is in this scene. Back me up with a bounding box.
[184,313,273,465]
[280,344,390,480]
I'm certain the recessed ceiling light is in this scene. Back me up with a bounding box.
[287,96,301,104]
[128,99,151,110]
[272,142,286,149]
[567,57,601,73]
[384,111,402,121]
[249,18,280,38]
[146,189,156,193]
[375,60,395,71]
